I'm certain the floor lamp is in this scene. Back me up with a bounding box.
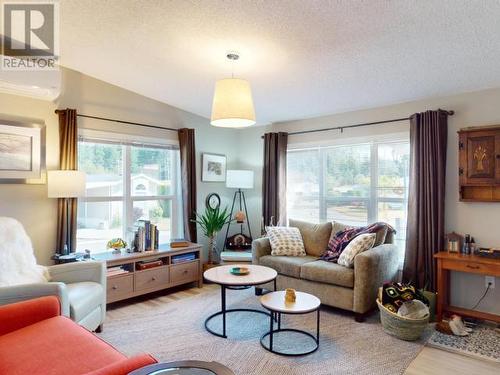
[48,170,86,254]
[224,170,254,250]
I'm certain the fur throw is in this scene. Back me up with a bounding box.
[0,217,49,286]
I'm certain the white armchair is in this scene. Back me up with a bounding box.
[0,217,106,332]
[0,261,107,332]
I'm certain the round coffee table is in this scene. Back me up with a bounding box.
[259,291,321,356]
[129,360,234,375]
[203,264,277,338]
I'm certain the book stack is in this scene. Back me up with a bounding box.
[134,220,160,252]
[107,266,129,277]
[170,238,189,248]
[171,252,196,264]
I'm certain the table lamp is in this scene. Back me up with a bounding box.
[48,170,86,253]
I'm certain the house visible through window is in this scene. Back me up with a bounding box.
[287,139,410,258]
[77,136,182,252]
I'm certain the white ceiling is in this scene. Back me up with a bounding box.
[59,0,500,125]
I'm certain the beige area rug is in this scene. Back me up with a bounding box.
[99,286,429,375]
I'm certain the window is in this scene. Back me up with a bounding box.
[77,137,182,252]
[287,139,409,258]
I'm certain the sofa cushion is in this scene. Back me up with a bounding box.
[338,233,376,268]
[300,260,354,288]
[259,255,317,278]
[0,316,125,375]
[67,281,104,323]
[289,219,332,257]
[266,226,306,256]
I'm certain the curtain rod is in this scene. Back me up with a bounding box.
[261,110,454,138]
[55,110,178,132]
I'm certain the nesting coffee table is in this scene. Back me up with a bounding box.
[260,291,321,356]
[203,264,277,338]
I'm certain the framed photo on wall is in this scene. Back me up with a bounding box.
[202,153,226,182]
[0,120,46,184]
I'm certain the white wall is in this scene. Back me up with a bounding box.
[0,68,241,264]
[240,88,500,315]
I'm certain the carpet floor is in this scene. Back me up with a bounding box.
[99,285,430,375]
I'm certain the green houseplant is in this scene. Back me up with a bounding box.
[192,206,232,264]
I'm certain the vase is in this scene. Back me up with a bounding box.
[207,233,219,264]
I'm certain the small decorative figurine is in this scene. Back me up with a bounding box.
[285,288,296,303]
[107,238,127,254]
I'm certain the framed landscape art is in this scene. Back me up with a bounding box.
[0,120,45,183]
[202,153,226,182]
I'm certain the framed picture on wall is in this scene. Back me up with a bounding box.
[0,120,46,184]
[202,153,226,182]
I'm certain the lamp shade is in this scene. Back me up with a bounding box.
[47,170,86,198]
[226,170,254,189]
[210,78,256,128]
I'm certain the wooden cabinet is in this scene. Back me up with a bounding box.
[458,125,500,201]
[93,243,203,304]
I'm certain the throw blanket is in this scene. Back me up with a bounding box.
[0,217,49,286]
[380,282,429,314]
[320,222,388,263]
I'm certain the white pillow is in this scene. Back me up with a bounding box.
[337,233,376,267]
[266,226,306,256]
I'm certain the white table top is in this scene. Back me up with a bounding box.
[260,291,321,314]
[203,264,277,286]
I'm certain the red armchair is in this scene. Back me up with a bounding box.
[0,296,156,375]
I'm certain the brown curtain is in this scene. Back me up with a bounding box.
[262,132,288,226]
[178,128,197,242]
[403,109,449,291]
[56,109,78,254]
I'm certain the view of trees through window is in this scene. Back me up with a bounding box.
[77,139,181,252]
[287,140,409,259]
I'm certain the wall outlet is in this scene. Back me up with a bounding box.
[485,276,495,289]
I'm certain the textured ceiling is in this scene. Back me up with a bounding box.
[60,0,500,124]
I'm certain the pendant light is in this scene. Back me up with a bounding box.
[210,52,256,128]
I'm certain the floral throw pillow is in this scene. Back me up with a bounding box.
[337,233,376,267]
[266,226,306,256]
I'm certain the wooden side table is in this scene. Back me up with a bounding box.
[434,251,500,323]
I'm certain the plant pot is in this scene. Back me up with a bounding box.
[207,233,219,264]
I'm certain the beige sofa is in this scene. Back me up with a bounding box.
[252,219,400,321]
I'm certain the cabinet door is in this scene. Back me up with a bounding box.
[496,135,500,182]
[464,131,497,184]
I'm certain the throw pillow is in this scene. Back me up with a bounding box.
[266,226,306,256]
[337,233,376,267]
[321,222,391,263]
[289,219,332,257]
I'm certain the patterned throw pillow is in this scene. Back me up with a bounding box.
[266,226,306,256]
[321,222,391,263]
[337,233,376,267]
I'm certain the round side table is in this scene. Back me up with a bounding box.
[259,291,321,356]
[128,360,234,375]
[203,264,277,338]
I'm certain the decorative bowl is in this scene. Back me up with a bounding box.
[230,267,250,276]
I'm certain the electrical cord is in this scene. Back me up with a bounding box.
[470,283,491,310]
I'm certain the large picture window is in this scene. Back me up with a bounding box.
[287,139,409,253]
[77,136,182,252]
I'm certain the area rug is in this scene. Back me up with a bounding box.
[99,286,430,375]
[427,326,500,363]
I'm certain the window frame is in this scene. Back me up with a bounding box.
[77,129,182,252]
[286,135,409,250]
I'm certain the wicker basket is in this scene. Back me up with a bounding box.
[376,299,429,341]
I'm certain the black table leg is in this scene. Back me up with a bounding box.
[316,309,320,343]
[221,285,226,338]
[269,310,274,351]
[278,312,281,330]
[273,278,277,291]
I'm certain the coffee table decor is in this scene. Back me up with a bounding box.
[229,266,249,276]
[260,290,321,356]
[203,264,277,338]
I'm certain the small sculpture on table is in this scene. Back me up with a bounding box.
[285,288,296,303]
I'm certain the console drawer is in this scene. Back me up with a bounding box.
[170,261,199,284]
[135,266,169,291]
[107,274,133,302]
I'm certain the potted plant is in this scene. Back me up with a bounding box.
[192,206,232,265]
